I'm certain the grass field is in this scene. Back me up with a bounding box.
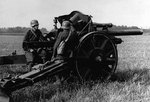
[0,35,24,55]
[1,34,150,102]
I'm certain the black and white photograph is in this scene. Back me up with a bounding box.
[0,0,149,102]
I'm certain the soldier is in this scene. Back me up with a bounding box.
[51,20,78,62]
[22,20,46,71]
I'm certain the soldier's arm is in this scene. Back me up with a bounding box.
[22,31,30,51]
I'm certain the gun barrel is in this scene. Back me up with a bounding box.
[93,22,113,28]
[108,29,143,36]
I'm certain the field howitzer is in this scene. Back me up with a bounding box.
[0,11,143,102]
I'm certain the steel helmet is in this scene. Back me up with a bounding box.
[30,20,39,27]
[61,21,71,30]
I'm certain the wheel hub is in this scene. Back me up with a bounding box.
[90,49,104,63]
[95,56,102,62]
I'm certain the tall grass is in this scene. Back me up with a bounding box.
[2,57,150,102]
[0,35,150,101]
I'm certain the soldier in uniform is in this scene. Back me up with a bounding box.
[51,20,78,62]
[22,20,46,71]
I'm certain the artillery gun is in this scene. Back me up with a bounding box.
[0,11,143,102]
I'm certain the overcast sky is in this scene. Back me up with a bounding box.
[0,0,150,30]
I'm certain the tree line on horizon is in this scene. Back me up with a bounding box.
[0,25,148,35]
[0,27,48,34]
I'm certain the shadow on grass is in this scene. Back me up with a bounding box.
[110,68,150,84]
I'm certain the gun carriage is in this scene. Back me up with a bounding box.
[0,11,143,102]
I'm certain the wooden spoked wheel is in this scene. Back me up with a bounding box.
[75,32,118,81]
